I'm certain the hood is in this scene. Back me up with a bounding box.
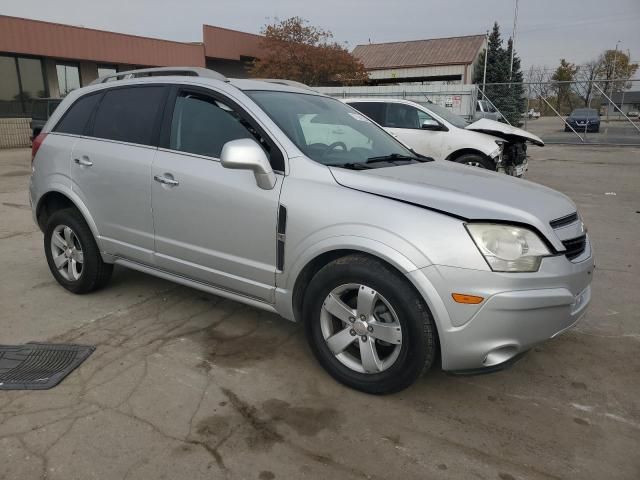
[466,118,544,146]
[330,160,576,250]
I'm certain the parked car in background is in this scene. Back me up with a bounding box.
[30,98,62,140]
[474,100,503,121]
[345,98,543,177]
[526,109,541,119]
[627,110,639,118]
[565,108,600,133]
[30,67,592,394]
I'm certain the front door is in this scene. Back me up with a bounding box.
[383,103,446,159]
[151,88,283,302]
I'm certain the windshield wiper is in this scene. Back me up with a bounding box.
[365,153,428,164]
[325,162,373,170]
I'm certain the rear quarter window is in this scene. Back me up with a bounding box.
[53,93,102,135]
[91,86,166,146]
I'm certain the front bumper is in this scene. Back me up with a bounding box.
[408,247,594,372]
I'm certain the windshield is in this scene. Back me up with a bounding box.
[246,91,416,167]
[571,108,597,117]
[417,102,469,128]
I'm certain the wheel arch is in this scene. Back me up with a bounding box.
[445,148,493,163]
[36,189,101,246]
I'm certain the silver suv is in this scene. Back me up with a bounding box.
[30,67,594,394]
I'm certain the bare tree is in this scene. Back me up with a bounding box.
[574,57,602,107]
[525,65,553,114]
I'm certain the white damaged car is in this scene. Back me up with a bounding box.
[345,98,543,177]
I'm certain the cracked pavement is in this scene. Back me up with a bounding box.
[1,146,639,479]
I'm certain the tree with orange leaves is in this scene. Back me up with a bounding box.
[250,17,368,86]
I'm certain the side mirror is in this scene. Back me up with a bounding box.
[421,119,442,131]
[220,138,276,190]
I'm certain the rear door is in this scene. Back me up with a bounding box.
[70,85,167,264]
[151,87,284,302]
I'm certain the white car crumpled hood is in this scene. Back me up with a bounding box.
[330,160,574,250]
[466,118,544,146]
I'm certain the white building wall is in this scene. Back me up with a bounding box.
[368,64,467,83]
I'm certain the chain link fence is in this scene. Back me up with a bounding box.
[318,79,640,146]
[479,79,640,145]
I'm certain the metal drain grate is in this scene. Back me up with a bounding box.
[0,343,95,390]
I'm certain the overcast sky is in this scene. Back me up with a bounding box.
[3,0,639,73]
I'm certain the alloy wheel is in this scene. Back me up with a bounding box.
[50,224,84,281]
[320,283,403,374]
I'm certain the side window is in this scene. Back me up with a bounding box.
[92,86,165,146]
[416,109,435,126]
[384,103,423,129]
[349,102,385,124]
[169,94,255,159]
[53,93,101,135]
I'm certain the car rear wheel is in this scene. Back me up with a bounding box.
[303,254,437,394]
[453,153,495,170]
[44,208,113,294]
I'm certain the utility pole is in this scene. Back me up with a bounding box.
[509,0,519,80]
[607,40,620,121]
[482,30,489,92]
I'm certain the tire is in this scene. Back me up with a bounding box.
[453,153,495,170]
[564,127,570,132]
[44,208,113,294]
[303,254,437,394]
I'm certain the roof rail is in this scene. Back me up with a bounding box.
[90,67,228,85]
[254,78,314,91]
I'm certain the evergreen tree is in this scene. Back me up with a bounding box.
[472,22,526,125]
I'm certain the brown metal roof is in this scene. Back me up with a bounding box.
[353,35,486,70]
[0,15,205,67]
[203,25,265,60]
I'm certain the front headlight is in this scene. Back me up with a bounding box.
[465,223,551,272]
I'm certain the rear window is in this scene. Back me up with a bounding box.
[92,86,166,146]
[349,102,385,124]
[53,94,101,135]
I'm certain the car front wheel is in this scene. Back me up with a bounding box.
[303,254,437,394]
[453,153,495,170]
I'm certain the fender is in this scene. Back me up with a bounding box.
[274,233,431,321]
[36,184,104,252]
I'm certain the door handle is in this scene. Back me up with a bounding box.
[154,175,179,186]
[74,157,93,166]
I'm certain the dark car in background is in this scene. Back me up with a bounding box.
[565,108,600,133]
[30,98,62,139]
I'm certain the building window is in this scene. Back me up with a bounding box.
[97,65,117,80]
[0,55,47,117]
[56,63,81,97]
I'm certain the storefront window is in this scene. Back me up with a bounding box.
[97,65,117,80]
[0,55,47,117]
[56,63,81,96]
[18,57,47,114]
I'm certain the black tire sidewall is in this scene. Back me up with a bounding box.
[454,154,495,170]
[44,208,104,294]
[303,256,436,394]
